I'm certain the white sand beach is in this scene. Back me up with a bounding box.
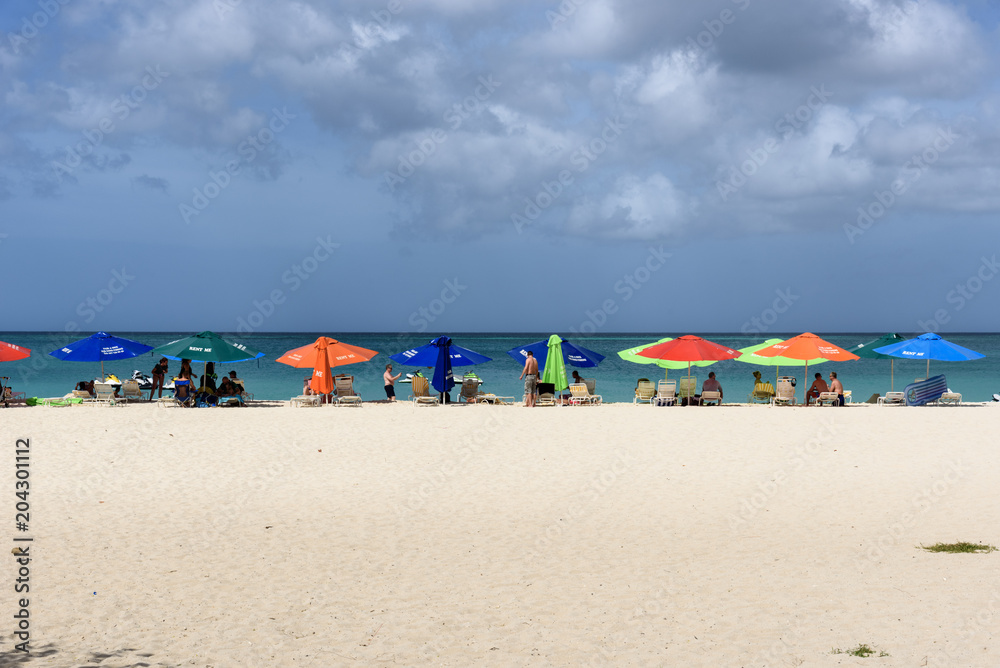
[3,401,1000,667]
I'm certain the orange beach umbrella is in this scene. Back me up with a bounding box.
[752,333,859,401]
[276,337,379,395]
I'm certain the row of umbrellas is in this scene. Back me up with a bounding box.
[0,331,985,401]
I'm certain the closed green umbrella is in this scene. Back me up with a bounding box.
[849,333,906,391]
[541,335,569,392]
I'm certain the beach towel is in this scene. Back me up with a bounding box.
[904,375,948,406]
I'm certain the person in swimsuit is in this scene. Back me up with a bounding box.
[520,351,539,407]
[383,364,401,401]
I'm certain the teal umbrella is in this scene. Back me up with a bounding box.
[541,335,569,392]
[151,331,265,363]
[849,333,906,391]
[151,332,264,393]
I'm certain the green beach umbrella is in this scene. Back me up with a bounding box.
[736,338,827,384]
[849,333,906,391]
[151,331,265,364]
[617,338,716,380]
[541,335,569,392]
[151,331,264,393]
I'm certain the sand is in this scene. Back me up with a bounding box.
[2,400,999,667]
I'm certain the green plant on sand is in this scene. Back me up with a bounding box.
[831,644,889,657]
[919,542,997,554]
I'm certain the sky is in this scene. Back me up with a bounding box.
[2,0,999,336]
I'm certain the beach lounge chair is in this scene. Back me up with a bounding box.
[159,379,195,408]
[938,391,962,405]
[568,383,601,405]
[217,394,245,407]
[536,390,557,406]
[583,378,601,404]
[231,378,253,402]
[653,380,676,406]
[771,377,796,406]
[334,376,362,406]
[409,376,440,406]
[634,379,655,405]
[678,377,698,405]
[290,394,322,407]
[903,375,948,406]
[816,391,840,407]
[877,391,905,406]
[459,377,483,403]
[121,379,144,403]
[748,382,775,404]
[90,382,118,406]
[700,390,722,406]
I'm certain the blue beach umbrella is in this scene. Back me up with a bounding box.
[50,331,154,379]
[391,336,492,396]
[506,336,605,372]
[873,332,984,379]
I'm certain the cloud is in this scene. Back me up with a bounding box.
[132,174,170,193]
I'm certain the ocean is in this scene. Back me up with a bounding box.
[3,332,999,404]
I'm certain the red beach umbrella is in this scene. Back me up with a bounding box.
[0,340,31,362]
[636,335,742,377]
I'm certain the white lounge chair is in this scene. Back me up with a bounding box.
[700,390,722,406]
[816,391,839,407]
[771,377,796,406]
[91,382,118,406]
[634,379,655,405]
[938,392,962,405]
[121,379,144,403]
[653,380,676,406]
[290,394,321,407]
[878,391,906,406]
[334,376,362,406]
[568,383,601,405]
[459,378,483,403]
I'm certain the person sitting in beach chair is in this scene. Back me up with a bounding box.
[805,372,828,406]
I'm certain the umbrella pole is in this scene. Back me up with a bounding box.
[926,359,930,380]
[803,362,808,405]
[891,359,894,392]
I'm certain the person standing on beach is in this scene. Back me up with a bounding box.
[829,371,845,406]
[383,364,401,402]
[150,357,168,401]
[520,351,538,407]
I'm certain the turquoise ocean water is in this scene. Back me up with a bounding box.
[3,332,998,404]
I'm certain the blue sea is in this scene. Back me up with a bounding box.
[3,332,999,404]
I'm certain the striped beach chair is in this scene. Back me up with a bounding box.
[904,375,948,406]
